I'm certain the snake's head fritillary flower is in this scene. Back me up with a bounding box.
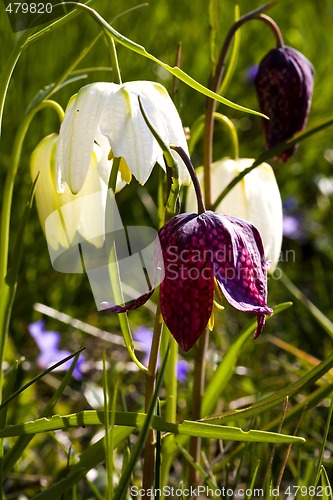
[56,81,191,194]
[186,158,283,271]
[106,211,272,351]
[30,133,121,251]
[255,46,314,161]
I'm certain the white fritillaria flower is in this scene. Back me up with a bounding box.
[30,133,111,251]
[186,158,283,270]
[56,81,191,194]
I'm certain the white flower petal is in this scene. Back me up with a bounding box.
[57,80,191,191]
[57,82,118,194]
[99,81,191,185]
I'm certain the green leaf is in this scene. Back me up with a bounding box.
[205,350,333,426]
[0,409,304,445]
[30,426,133,500]
[202,302,293,418]
[0,347,85,411]
[74,4,267,118]
[212,116,333,210]
[313,397,333,486]
[3,350,84,476]
[219,4,241,96]
[319,466,333,500]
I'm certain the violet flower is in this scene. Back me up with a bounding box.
[255,46,314,161]
[107,211,272,351]
[28,320,84,380]
[133,326,189,381]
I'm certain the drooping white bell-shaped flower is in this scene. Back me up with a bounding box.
[56,81,191,194]
[30,133,112,251]
[186,158,283,270]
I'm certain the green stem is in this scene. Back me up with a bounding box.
[160,329,178,491]
[107,159,148,373]
[203,1,281,209]
[105,36,122,84]
[142,303,163,499]
[0,100,63,283]
[0,30,32,139]
[188,328,209,485]
[0,100,64,384]
[213,112,239,160]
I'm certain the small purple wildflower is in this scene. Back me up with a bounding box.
[176,359,189,383]
[28,320,84,380]
[133,326,189,381]
[107,211,272,351]
[283,215,302,240]
[246,64,259,83]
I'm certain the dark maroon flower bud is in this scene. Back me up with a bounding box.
[255,46,314,161]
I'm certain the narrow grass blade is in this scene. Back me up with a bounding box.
[71,4,267,118]
[3,350,83,476]
[0,409,304,445]
[313,397,333,486]
[205,350,333,425]
[319,466,333,499]
[31,426,134,500]
[202,302,292,418]
[0,347,85,411]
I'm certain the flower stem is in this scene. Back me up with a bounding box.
[203,1,283,210]
[188,328,209,485]
[142,300,163,498]
[213,112,239,160]
[107,159,148,373]
[170,145,206,214]
[0,101,64,381]
[105,36,122,84]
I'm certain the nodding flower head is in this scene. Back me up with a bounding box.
[56,81,191,194]
[255,46,314,161]
[105,211,273,351]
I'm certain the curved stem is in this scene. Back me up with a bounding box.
[170,145,206,214]
[0,31,31,139]
[258,13,284,48]
[213,112,239,160]
[203,2,283,209]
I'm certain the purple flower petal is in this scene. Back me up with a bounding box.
[209,214,272,314]
[28,320,60,352]
[176,359,189,383]
[28,320,84,380]
[159,213,215,351]
[101,289,155,313]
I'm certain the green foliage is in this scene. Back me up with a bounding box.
[1,0,333,498]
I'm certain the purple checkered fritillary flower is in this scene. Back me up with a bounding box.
[107,211,272,351]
